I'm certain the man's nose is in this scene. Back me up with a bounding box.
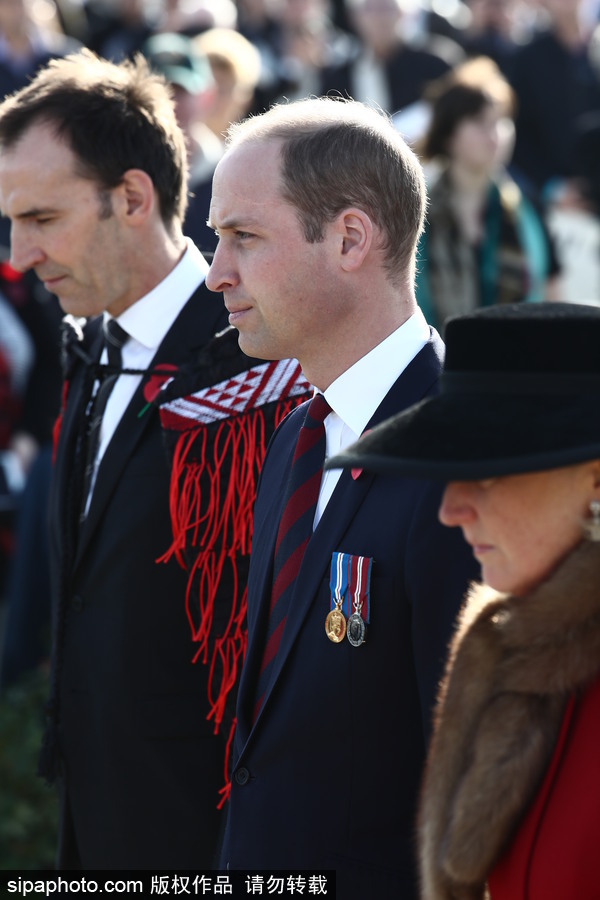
[9,226,44,273]
[206,242,237,294]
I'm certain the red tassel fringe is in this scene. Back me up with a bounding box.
[157,398,303,805]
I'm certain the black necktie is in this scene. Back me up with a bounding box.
[80,318,129,519]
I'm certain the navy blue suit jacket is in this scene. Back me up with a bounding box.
[221,328,480,897]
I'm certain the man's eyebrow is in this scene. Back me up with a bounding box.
[10,207,58,221]
[208,215,260,232]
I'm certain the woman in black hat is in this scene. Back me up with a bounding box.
[327,300,600,899]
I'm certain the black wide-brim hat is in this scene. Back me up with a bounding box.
[326,302,600,480]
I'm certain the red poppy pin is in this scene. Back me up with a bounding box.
[138,364,178,417]
[351,428,372,480]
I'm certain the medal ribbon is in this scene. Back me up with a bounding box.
[329,552,372,623]
[329,551,350,612]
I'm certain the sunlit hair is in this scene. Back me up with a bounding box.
[421,56,516,161]
[225,96,427,287]
[194,27,261,93]
[0,48,189,227]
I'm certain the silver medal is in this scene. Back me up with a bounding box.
[347,611,366,647]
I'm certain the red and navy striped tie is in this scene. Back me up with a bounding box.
[253,392,331,721]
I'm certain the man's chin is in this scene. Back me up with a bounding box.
[236,331,278,362]
[52,294,96,318]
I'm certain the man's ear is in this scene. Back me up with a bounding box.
[114,168,156,224]
[336,207,374,272]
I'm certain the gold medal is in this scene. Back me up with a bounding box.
[328,551,372,648]
[325,606,346,643]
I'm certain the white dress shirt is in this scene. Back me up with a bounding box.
[352,49,392,113]
[84,239,209,510]
[315,308,430,525]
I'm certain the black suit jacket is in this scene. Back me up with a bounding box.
[320,38,462,115]
[221,329,480,898]
[48,279,229,869]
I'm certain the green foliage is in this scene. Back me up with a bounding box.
[0,671,58,870]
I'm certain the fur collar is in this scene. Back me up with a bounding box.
[418,539,600,900]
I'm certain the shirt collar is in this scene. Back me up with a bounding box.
[323,307,430,436]
[105,238,209,350]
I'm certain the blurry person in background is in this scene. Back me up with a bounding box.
[407,0,472,47]
[143,31,223,255]
[0,0,80,99]
[234,0,281,70]
[185,26,262,253]
[236,0,354,111]
[0,261,62,487]
[0,288,32,595]
[157,0,237,35]
[415,57,561,331]
[509,0,600,204]
[0,266,62,693]
[83,0,156,61]
[0,256,62,646]
[507,0,600,304]
[145,29,262,256]
[193,26,261,139]
[0,0,80,251]
[320,0,464,117]
[0,292,33,453]
[456,0,528,75]
[264,0,354,104]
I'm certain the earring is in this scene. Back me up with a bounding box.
[584,500,600,542]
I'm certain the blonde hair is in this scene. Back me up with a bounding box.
[193,27,261,93]
[421,56,516,160]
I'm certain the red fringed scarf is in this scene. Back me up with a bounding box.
[157,336,312,805]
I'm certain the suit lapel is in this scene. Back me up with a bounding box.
[51,321,103,557]
[247,329,445,733]
[75,283,227,566]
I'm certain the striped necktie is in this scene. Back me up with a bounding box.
[253,392,331,721]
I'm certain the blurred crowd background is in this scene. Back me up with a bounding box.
[1,0,599,869]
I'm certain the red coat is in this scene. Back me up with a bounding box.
[489,674,600,899]
[418,542,600,900]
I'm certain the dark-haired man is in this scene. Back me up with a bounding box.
[0,49,229,870]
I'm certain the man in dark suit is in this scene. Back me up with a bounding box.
[0,50,230,869]
[206,97,480,897]
[319,0,464,117]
